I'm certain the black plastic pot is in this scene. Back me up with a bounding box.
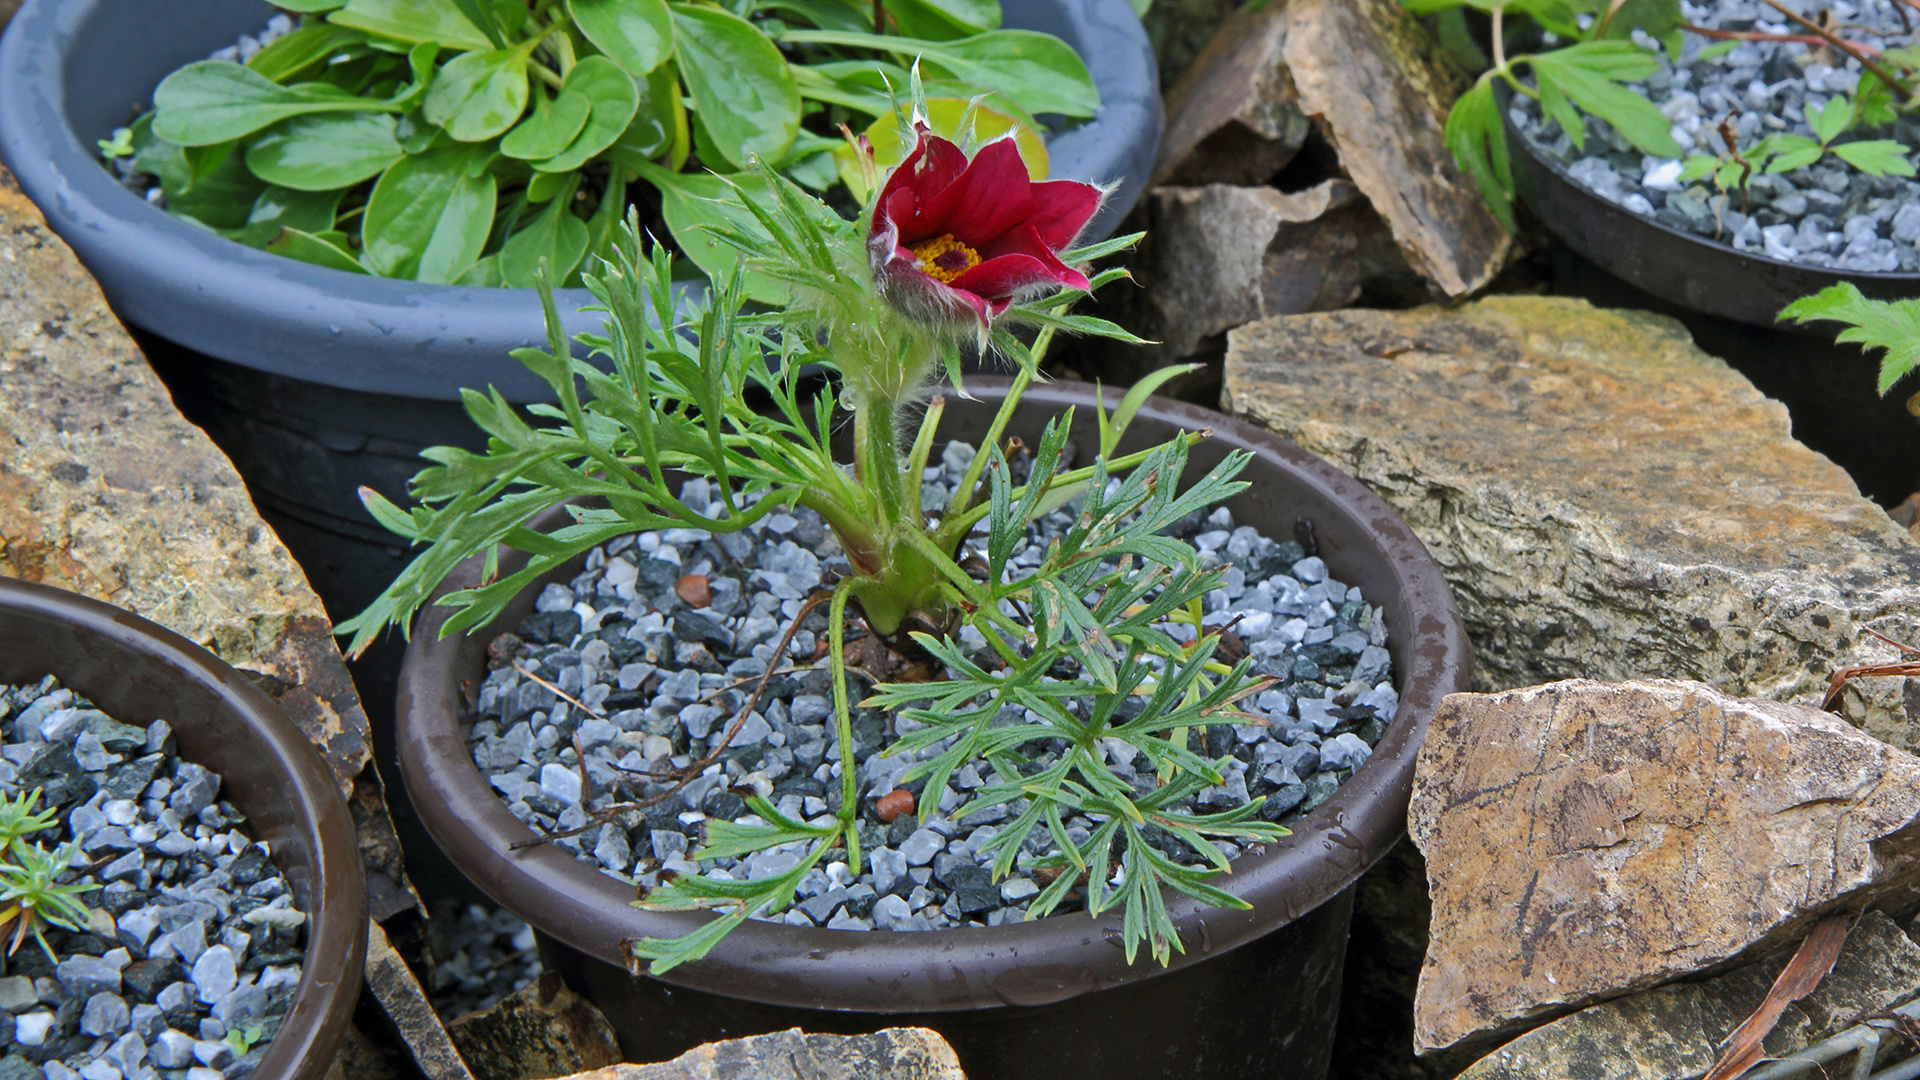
[395,380,1471,1080]
[1501,96,1920,504]
[0,578,366,1080]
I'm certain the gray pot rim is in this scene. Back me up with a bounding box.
[0,0,1161,401]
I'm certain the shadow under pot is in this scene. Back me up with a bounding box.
[395,379,1470,1080]
[0,578,366,1080]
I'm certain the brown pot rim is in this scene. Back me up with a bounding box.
[0,578,367,1080]
[396,378,1470,1013]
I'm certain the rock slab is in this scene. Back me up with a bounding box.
[1221,296,1920,712]
[556,1028,966,1080]
[1154,0,1508,296]
[1410,678,1920,1054]
[0,166,418,918]
[1459,907,1920,1076]
[447,973,621,1080]
[1155,0,1311,186]
[1109,180,1412,369]
[1279,0,1509,296]
[1458,910,1920,1080]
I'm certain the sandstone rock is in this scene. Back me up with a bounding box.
[1155,0,1311,186]
[1105,180,1412,370]
[1153,0,1507,296]
[1457,910,1920,1080]
[1142,0,1243,100]
[1409,678,1920,1055]
[1279,0,1509,296]
[1221,297,1920,710]
[0,167,417,914]
[366,920,477,1080]
[447,973,621,1080]
[557,1028,966,1080]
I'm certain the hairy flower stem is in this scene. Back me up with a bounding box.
[828,579,864,877]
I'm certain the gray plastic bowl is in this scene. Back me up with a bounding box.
[0,0,1162,402]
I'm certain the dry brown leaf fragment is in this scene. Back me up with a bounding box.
[1702,912,1857,1080]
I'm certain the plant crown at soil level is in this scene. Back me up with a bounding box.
[338,108,1290,971]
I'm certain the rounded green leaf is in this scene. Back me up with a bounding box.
[246,113,406,190]
[266,227,370,272]
[500,194,591,287]
[531,55,641,172]
[329,0,493,50]
[362,145,499,280]
[883,0,1000,40]
[247,24,366,84]
[671,5,799,169]
[241,185,344,247]
[919,31,1098,119]
[153,60,384,146]
[424,49,530,141]
[500,89,592,160]
[569,0,674,76]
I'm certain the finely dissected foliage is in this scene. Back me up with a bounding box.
[119,0,1097,288]
[342,121,1290,970]
[0,790,95,960]
[1780,283,1920,396]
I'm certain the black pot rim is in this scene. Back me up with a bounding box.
[395,378,1472,1015]
[0,578,366,1080]
[0,0,1162,402]
[1497,82,1920,329]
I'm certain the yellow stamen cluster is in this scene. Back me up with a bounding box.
[909,234,981,283]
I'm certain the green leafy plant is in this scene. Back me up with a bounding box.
[1422,0,1685,229]
[1428,0,1920,226]
[341,103,1295,972]
[0,790,96,961]
[1680,94,1916,193]
[1780,283,1920,396]
[125,0,1098,290]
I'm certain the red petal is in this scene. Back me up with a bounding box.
[947,246,1088,301]
[871,129,969,242]
[1025,180,1103,250]
[935,138,1036,248]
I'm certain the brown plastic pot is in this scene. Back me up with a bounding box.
[396,379,1470,1080]
[0,578,366,1080]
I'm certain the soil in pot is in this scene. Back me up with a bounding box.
[465,440,1399,936]
[0,676,309,1080]
[1508,0,1920,273]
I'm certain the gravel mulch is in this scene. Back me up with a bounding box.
[424,902,540,1023]
[464,441,1400,934]
[0,679,308,1080]
[1513,0,1920,271]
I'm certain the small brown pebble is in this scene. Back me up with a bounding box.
[875,788,915,823]
[486,632,524,670]
[675,574,712,607]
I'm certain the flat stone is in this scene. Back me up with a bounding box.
[1457,911,1920,1079]
[1275,0,1510,297]
[553,1027,965,1080]
[0,167,414,914]
[1222,297,1920,709]
[1409,679,1920,1054]
[1154,0,1311,186]
[364,918,478,1080]
[446,972,621,1080]
[1106,181,1413,370]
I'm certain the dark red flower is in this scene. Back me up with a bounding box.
[868,126,1103,328]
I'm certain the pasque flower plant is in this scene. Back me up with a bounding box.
[341,98,1287,971]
